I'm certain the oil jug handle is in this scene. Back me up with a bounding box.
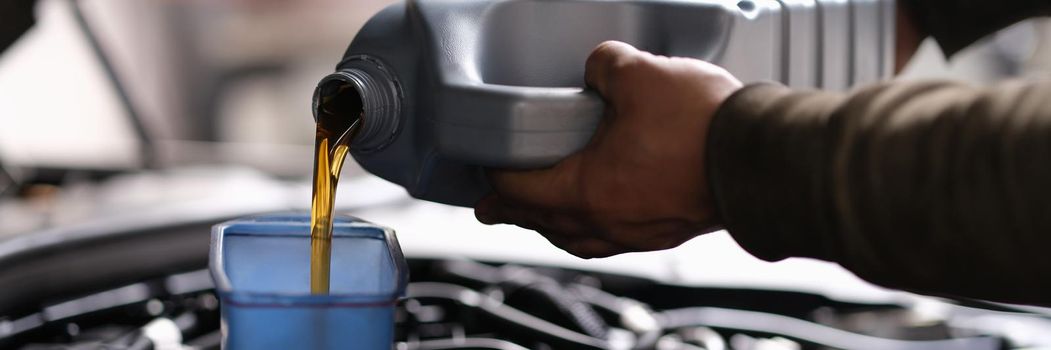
[436,83,605,169]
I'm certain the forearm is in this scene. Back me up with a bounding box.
[708,80,1051,305]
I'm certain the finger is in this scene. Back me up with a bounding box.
[584,41,640,95]
[542,234,625,259]
[482,200,624,258]
[490,201,544,231]
[487,156,582,210]
[584,41,642,101]
[478,198,627,259]
[481,198,591,237]
[602,220,698,252]
[474,194,501,225]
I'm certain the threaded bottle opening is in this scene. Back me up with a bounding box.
[312,57,402,152]
[314,76,364,144]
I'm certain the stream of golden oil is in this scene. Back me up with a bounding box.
[309,117,355,294]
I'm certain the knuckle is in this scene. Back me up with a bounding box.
[587,42,648,78]
[608,56,647,81]
[586,41,621,69]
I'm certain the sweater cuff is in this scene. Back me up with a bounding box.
[706,83,844,262]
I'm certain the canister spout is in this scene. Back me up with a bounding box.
[313,77,363,149]
[312,57,402,153]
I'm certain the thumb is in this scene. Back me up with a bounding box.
[585,41,644,103]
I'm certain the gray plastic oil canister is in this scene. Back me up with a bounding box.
[314,0,895,207]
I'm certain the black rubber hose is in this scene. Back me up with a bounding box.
[407,282,609,349]
[404,338,531,350]
[123,336,154,350]
[507,279,610,340]
[569,283,663,349]
[438,261,610,340]
[656,307,1001,350]
[102,329,154,350]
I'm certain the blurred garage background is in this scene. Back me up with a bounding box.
[2,1,1051,349]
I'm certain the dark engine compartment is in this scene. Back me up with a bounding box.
[0,208,1047,350]
[3,254,1043,350]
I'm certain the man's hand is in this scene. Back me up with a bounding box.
[474,41,742,258]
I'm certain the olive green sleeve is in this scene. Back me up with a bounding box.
[707,80,1051,305]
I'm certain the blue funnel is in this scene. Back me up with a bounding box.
[209,213,408,349]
